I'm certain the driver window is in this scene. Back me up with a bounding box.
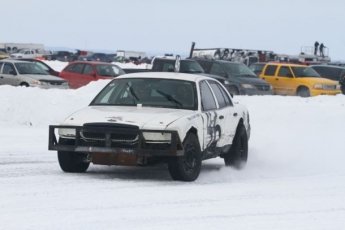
[278,66,292,77]
[210,63,227,77]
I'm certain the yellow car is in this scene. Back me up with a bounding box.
[0,51,9,59]
[259,63,341,97]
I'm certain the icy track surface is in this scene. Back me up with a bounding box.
[1,61,345,229]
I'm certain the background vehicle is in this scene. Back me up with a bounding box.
[0,43,44,54]
[259,63,341,97]
[116,50,146,59]
[78,53,113,63]
[59,61,125,89]
[248,62,267,75]
[10,58,60,77]
[195,59,274,95]
[44,51,78,62]
[48,72,251,181]
[0,51,9,60]
[10,49,48,59]
[0,59,69,89]
[310,65,345,82]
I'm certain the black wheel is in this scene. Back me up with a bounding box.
[168,133,202,181]
[224,124,248,169]
[57,138,90,173]
[296,87,310,97]
[20,83,29,87]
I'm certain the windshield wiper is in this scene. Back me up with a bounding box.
[156,90,183,108]
[126,83,139,102]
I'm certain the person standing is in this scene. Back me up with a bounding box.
[339,74,345,94]
[314,41,319,55]
[319,43,326,57]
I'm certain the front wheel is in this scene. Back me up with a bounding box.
[57,138,90,173]
[224,124,248,169]
[296,87,310,97]
[168,133,202,181]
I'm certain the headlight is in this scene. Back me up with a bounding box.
[143,132,172,142]
[62,82,69,86]
[241,84,254,89]
[224,80,230,85]
[313,84,323,89]
[336,84,341,90]
[34,80,48,85]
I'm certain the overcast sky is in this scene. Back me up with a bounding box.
[1,0,344,59]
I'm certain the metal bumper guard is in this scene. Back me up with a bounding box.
[48,125,184,156]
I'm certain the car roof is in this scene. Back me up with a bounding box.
[117,72,211,81]
[265,63,306,67]
[67,61,113,65]
[311,65,345,69]
[194,58,242,64]
[1,59,31,64]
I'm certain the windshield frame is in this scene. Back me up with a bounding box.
[222,62,258,78]
[90,78,198,110]
[291,66,321,78]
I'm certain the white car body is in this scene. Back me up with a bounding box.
[50,72,250,181]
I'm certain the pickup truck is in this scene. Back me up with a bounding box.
[10,49,47,59]
[44,51,78,62]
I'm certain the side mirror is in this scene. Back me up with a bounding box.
[9,70,16,75]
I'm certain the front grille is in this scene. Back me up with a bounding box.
[81,123,139,144]
[323,85,336,90]
[39,80,64,85]
[255,84,271,91]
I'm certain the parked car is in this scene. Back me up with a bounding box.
[78,53,113,63]
[7,58,60,77]
[59,61,125,89]
[0,59,69,89]
[259,63,341,97]
[0,51,9,60]
[44,51,78,62]
[310,65,345,82]
[48,72,251,181]
[195,59,274,95]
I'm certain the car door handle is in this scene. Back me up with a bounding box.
[233,113,238,117]
[275,78,279,81]
[219,115,224,119]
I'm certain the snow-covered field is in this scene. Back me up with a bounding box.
[1,61,345,230]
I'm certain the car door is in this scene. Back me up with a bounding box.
[61,63,85,89]
[0,62,19,86]
[206,80,232,147]
[260,65,278,93]
[275,66,296,95]
[199,80,223,152]
[82,64,97,84]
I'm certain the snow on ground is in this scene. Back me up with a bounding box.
[1,61,345,230]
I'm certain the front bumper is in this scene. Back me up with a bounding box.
[48,125,183,156]
[310,89,341,96]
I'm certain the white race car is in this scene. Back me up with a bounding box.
[49,72,251,181]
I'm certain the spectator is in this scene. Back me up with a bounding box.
[319,43,326,57]
[314,41,319,55]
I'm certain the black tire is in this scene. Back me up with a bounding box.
[296,87,310,97]
[168,133,202,181]
[57,138,90,173]
[20,83,29,87]
[224,124,248,169]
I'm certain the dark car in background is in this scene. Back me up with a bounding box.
[311,65,345,94]
[195,59,273,95]
[78,53,113,63]
[59,61,125,89]
[44,51,78,62]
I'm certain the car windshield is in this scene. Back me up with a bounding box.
[95,64,125,77]
[91,78,198,110]
[291,67,321,78]
[14,62,48,75]
[179,61,205,74]
[223,63,258,78]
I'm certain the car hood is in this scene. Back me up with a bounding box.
[237,76,271,85]
[20,74,65,81]
[61,106,197,129]
[297,77,339,84]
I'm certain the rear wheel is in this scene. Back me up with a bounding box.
[168,133,202,181]
[57,138,90,173]
[224,124,248,169]
[20,83,29,87]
